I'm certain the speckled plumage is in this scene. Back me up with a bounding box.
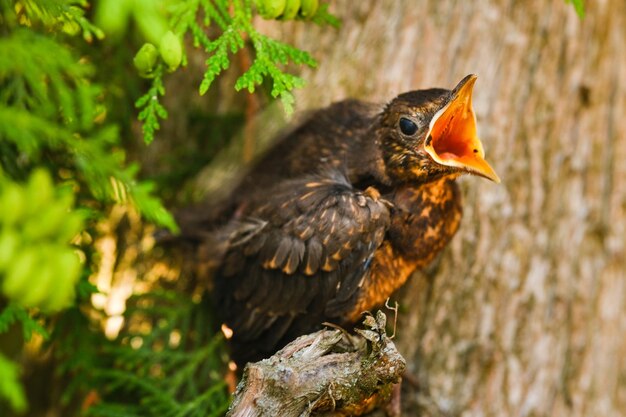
[178,75,497,365]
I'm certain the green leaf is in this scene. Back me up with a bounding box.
[0,170,85,313]
[0,353,27,413]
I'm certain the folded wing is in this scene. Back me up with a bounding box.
[214,170,391,361]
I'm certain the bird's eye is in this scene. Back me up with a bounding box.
[399,117,418,136]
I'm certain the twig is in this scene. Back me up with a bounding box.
[385,298,399,339]
[227,311,406,417]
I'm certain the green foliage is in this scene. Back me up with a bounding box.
[0,303,50,413]
[234,33,314,112]
[87,292,230,417]
[0,304,49,341]
[309,3,340,27]
[13,0,105,41]
[135,65,168,144]
[253,0,337,23]
[0,0,337,414]
[566,0,585,18]
[0,353,26,414]
[0,17,177,231]
[0,0,178,413]
[134,43,160,77]
[94,0,168,43]
[0,170,84,312]
[181,0,321,106]
[131,0,337,143]
[160,31,184,70]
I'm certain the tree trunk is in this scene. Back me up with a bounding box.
[256,1,626,415]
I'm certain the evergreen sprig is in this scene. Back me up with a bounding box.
[135,65,168,145]
[192,0,318,112]
[87,292,230,417]
[13,0,105,41]
[0,304,49,341]
[310,3,341,27]
[135,0,335,143]
[236,32,315,112]
[0,303,50,413]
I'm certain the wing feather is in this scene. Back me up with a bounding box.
[304,237,323,275]
[283,238,305,274]
[214,169,390,358]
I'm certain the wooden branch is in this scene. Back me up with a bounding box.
[227,311,406,417]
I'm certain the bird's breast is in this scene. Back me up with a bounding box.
[387,178,462,261]
[344,178,462,322]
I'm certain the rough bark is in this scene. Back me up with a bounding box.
[227,312,405,417]
[253,1,625,416]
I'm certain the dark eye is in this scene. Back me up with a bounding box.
[399,117,418,136]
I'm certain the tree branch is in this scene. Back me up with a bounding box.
[227,311,406,417]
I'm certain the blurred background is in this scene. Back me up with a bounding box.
[0,0,624,416]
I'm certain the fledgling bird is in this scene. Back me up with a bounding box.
[179,74,499,366]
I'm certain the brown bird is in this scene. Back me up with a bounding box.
[179,74,499,366]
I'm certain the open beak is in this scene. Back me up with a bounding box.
[423,74,500,183]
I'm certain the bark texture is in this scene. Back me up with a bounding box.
[254,1,625,416]
[227,312,405,417]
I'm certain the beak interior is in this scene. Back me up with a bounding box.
[424,75,500,183]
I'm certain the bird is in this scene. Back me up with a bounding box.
[177,74,499,366]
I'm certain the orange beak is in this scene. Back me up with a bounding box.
[424,75,500,183]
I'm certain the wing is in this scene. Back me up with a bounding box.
[214,170,390,360]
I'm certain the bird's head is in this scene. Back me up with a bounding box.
[378,74,500,184]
